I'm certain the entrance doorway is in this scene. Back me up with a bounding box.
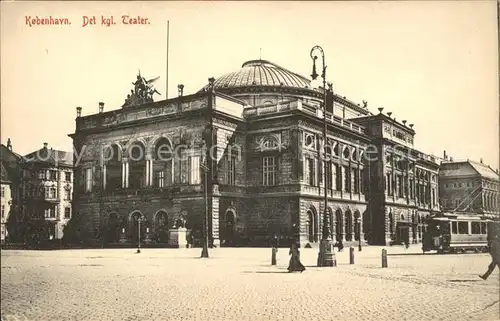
[224,210,236,245]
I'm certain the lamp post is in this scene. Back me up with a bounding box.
[135,215,145,253]
[310,45,335,267]
[200,138,210,258]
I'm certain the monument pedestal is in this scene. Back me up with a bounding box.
[169,227,187,248]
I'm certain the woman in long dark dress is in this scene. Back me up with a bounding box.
[287,242,306,273]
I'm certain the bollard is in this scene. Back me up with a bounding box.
[358,243,362,252]
[349,247,355,264]
[381,248,388,268]
[271,247,277,266]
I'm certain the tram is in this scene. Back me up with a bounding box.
[422,213,491,254]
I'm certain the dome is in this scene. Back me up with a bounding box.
[201,60,312,92]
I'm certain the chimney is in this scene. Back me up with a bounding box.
[450,157,454,162]
[76,106,82,118]
[480,158,483,164]
[6,138,12,151]
[99,102,104,113]
[43,142,48,149]
[443,150,447,160]
[178,84,184,97]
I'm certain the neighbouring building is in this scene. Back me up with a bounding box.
[439,158,499,219]
[70,58,444,247]
[0,139,23,243]
[21,143,74,240]
[1,162,12,243]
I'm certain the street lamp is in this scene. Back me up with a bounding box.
[310,45,335,267]
[200,132,210,258]
[135,214,145,253]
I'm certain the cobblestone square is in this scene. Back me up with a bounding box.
[1,246,499,321]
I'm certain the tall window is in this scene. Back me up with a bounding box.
[306,158,316,186]
[189,156,201,185]
[65,172,72,182]
[344,166,351,192]
[225,155,236,185]
[409,179,414,198]
[1,205,4,218]
[335,164,342,191]
[64,207,71,219]
[85,168,93,192]
[353,169,359,193]
[64,189,71,201]
[262,156,276,186]
[49,187,56,199]
[180,157,189,184]
[49,170,57,181]
[325,161,333,189]
[386,173,392,195]
[397,175,403,197]
[157,171,165,188]
[45,208,56,218]
[45,186,50,198]
[1,187,4,197]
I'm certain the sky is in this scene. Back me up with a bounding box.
[1,1,498,169]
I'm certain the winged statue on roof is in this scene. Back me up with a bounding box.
[122,70,161,107]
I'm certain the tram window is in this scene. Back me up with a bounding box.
[471,222,480,234]
[480,222,487,234]
[451,221,458,234]
[458,222,469,234]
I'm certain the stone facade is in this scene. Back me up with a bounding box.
[70,59,444,247]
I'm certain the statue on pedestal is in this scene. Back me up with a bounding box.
[122,71,161,108]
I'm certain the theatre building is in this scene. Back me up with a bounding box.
[70,60,374,247]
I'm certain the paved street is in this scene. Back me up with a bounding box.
[1,246,499,321]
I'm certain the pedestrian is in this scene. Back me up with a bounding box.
[337,239,344,252]
[287,242,305,273]
[479,233,500,280]
[271,234,279,252]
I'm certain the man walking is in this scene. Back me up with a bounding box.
[479,232,500,280]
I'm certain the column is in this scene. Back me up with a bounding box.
[121,161,126,188]
[123,158,129,188]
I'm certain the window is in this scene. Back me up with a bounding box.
[386,173,392,195]
[189,156,201,185]
[471,222,481,234]
[1,187,4,197]
[49,187,56,199]
[45,186,50,198]
[223,155,236,185]
[85,168,93,192]
[455,199,460,208]
[451,221,458,234]
[325,161,333,189]
[38,170,46,180]
[480,222,487,234]
[64,207,71,219]
[306,158,315,186]
[344,166,351,192]
[49,170,57,181]
[45,208,56,218]
[157,171,165,188]
[179,158,189,184]
[409,179,414,198]
[334,164,342,191]
[262,156,276,186]
[64,189,71,201]
[1,205,4,218]
[397,175,403,197]
[353,169,359,193]
[458,222,468,234]
[65,172,72,182]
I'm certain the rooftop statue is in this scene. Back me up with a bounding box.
[122,71,161,107]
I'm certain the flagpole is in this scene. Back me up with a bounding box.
[166,20,170,99]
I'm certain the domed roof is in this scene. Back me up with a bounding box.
[205,60,312,91]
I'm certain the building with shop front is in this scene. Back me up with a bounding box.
[70,59,441,247]
[439,158,499,219]
[20,143,74,240]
